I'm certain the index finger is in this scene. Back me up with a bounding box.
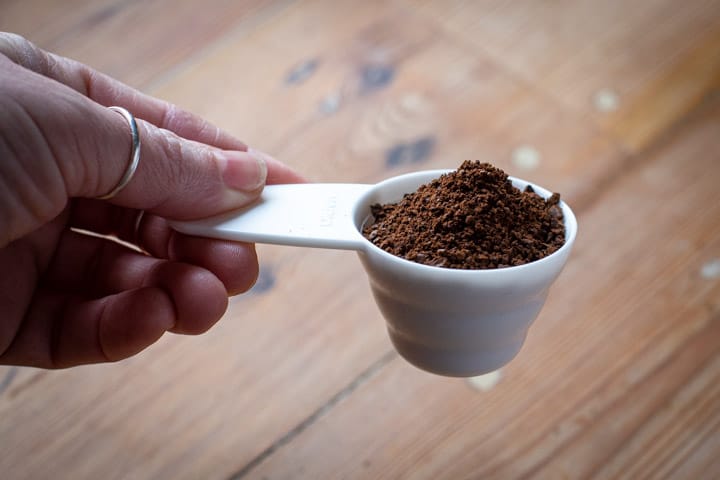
[0,32,246,151]
[0,32,307,187]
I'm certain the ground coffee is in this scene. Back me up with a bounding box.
[363,161,565,269]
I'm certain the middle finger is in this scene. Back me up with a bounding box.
[69,199,259,295]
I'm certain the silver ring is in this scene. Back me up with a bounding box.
[98,106,141,200]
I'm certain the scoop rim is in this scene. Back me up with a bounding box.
[354,169,578,275]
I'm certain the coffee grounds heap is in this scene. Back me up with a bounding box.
[363,161,565,269]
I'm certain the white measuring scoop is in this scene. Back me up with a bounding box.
[172,170,577,377]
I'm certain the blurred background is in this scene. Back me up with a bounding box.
[1,0,719,478]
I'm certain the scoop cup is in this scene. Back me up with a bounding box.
[172,170,577,377]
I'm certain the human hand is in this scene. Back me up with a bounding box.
[0,33,304,368]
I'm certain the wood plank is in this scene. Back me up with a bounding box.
[601,27,720,151]
[0,0,295,88]
[151,0,624,206]
[2,0,716,479]
[242,99,720,479]
[0,1,629,478]
[414,0,720,152]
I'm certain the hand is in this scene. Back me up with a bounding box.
[0,33,304,368]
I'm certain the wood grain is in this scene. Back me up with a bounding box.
[0,0,719,479]
[151,0,624,206]
[415,0,720,152]
[600,27,720,151]
[1,0,295,88]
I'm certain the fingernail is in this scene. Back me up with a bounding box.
[221,149,267,191]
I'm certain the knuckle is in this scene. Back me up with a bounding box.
[161,104,192,132]
[0,32,31,52]
[161,103,219,142]
[0,33,47,73]
[145,123,227,212]
[156,127,217,191]
[155,127,185,178]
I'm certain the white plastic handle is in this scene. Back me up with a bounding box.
[170,184,372,250]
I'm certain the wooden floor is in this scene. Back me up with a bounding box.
[2,1,720,478]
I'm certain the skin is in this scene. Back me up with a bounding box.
[0,33,304,368]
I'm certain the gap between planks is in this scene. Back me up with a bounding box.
[227,350,397,480]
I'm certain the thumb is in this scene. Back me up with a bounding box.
[90,107,268,220]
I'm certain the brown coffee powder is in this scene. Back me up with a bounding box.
[363,161,565,269]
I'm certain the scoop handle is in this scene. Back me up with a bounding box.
[170,183,372,250]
